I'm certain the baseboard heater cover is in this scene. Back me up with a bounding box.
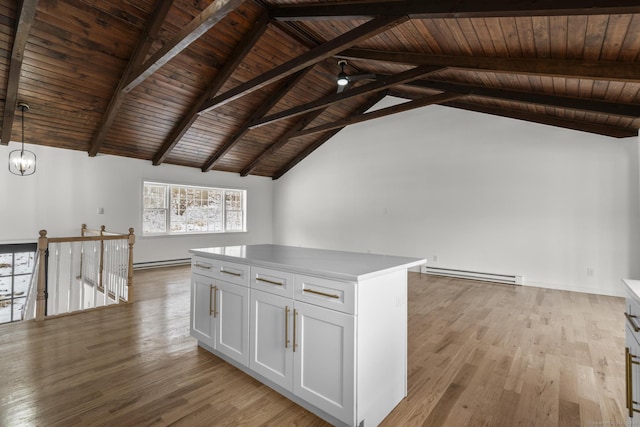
[133,258,191,270]
[421,265,523,285]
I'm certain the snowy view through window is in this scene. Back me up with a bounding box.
[0,250,35,324]
[143,182,246,235]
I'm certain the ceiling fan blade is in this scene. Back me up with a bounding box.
[337,84,347,94]
[348,73,378,82]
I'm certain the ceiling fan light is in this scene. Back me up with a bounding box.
[337,73,349,86]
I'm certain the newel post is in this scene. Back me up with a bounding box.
[36,230,48,321]
[127,228,135,302]
[99,225,105,290]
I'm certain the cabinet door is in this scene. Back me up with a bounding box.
[250,289,294,390]
[215,280,250,366]
[293,301,355,425]
[190,274,214,345]
[627,326,640,419]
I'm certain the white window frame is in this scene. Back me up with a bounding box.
[142,181,247,236]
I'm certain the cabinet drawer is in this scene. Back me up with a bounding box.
[192,256,216,278]
[295,275,356,315]
[626,296,640,336]
[214,260,250,287]
[192,257,250,286]
[251,266,295,298]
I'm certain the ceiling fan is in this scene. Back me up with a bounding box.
[334,60,377,93]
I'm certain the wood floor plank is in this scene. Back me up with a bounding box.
[0,267,626,426]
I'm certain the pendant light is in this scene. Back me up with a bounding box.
[8,103,36,176]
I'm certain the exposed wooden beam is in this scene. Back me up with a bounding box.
[198,15,407,114]
[337,48,640,83]
[443,100,638,138]
[273,92,387,180]
[249,65,443,129]
[152,12,269,166]
[201,67,314,172]
[240,108,327,177]
[88,0,173,157]
[1,0,38,146]
[271,0,640,21]
[294,92,463,138]
[407,80,640,118]
[123,0,246,93]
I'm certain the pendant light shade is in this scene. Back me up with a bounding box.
[8,103,36,176]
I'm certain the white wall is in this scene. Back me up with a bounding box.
[0,145,274,263]
[274,97,640,297]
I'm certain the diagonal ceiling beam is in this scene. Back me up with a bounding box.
[249,65,443,129]
[442,99,638,138]
[152,12,269,166]
[123,0,246,93]
[294,92,463,138]
[271,0,640,21]
[337,48,640,83]
[198,15,408,114]
[2,0,38,146]
[201,67,314,172]
[239,107,328,177]
[88,0,174,157]
[407,80,640,118]
[273,91,388,180]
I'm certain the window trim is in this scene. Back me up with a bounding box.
[142,180,247,237]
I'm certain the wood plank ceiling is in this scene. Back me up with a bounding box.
[1,0,640,179]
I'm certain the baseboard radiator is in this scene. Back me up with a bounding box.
[133,258,191,270]
[421,266,523,285]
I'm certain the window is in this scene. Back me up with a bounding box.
[143,182,246,235]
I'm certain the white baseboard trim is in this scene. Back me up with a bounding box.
[524,280,624,298]
[133,258,191,270]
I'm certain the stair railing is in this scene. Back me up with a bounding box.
[33,226,135,321]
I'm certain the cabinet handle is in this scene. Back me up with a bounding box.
[626,312,640,332]
[285,306,290,349]
[303,288,340,299]
[293,309,298,352]
[221,269,242,277]
[209,285,214,316]
[627,346,640,417]
[195,263,211,269]
[257,277,284,286]
[212,286,219,318]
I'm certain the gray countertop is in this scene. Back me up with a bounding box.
[190,244,426,282]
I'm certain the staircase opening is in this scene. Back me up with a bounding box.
[0,243,37,324]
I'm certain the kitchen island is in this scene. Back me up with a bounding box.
[189,244,425,427]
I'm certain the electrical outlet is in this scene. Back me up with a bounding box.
[586,267,594,277]
[432,255,438,263]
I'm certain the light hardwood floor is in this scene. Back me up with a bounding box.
[0,267,626,426]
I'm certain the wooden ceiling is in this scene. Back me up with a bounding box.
[2,1,640,179]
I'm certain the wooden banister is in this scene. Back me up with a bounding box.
[34,225,135,320]
[36,230,47,321]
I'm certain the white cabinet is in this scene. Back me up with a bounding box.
[191,274,215,344]
[190,245,425,427]
[250,290,294,389]
[293,300,355,423]
[190,273,250,367]
[250,289,355,424]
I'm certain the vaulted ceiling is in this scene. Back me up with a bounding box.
[2,1,640,179]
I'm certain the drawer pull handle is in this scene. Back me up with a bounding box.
[221,269,242,277]
[626,312,640,332]
[303,288,340,299]
[195,263,211,269]
[257,277,284,286]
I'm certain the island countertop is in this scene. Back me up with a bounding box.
[189,244,426,282]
